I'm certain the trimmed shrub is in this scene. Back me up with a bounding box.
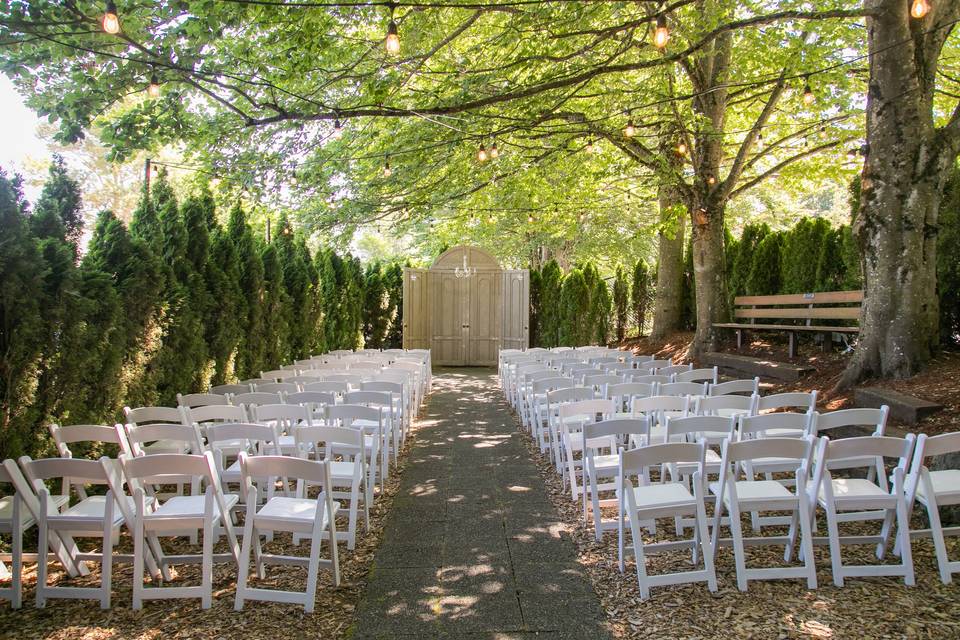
[613,265,629,342]
[539,260,563,348]
[631,259,650,337]
[529,266,542,347]
[746,232,783,296]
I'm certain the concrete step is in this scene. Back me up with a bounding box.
[854,386,944,426]
[703,352,815,382]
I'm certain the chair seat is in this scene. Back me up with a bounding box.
[821,478,888,502]
[709,479,795,504]
[143,440,189,454]
[917,469,960,501]
[150,494,239,519]
[631,482,695,509]
[713,408,751,419]
[0,494,70,527]
[54,495,128,526]
[592,454,619,470]
[761,428,806,438]
[329,460,362,480]
[257,496,337,526]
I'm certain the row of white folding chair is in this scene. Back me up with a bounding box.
[0,451,339,611]
[614,427,926,599]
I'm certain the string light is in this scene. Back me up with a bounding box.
[624,116,636,138]
[102,0,120,34]
[585,139,596,153]
[383,156,393,177]
[477,143,488,163]
[527,214,535,224]
[802,77,815,106]
[707,175,716,185]
[385,5,400,55]
[489,141,499,159]
[653,14,670,49]
[147,72,161,98]
[677,140,687,155]
[911,0,931,19]
[332,117,343,139]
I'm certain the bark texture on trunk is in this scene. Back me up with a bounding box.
[651,186,685,340]
[839,1,960,387]
[689,201,727,357]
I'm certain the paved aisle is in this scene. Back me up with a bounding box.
[352,368,612,640]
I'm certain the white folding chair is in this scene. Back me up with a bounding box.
[755,391,817,415]
[709,377,760,397]
[695,394,756,419]
[545,387,594,466]
[618,441,717,599]
[582,417,649,540]
[0,463,33,608]
[121,452,241,609]
[48,423,129,497]
[252,403,312,456]
[235,454,340,612]
[296,425,367,550]
[326,404,384,497]
[808,435,916,587]
[709,437,817,591]
[904,432,960,584]
[675,367,718,384]
[124,406,197,456]
[20,457,126,608]
[345,391,397,471]
[631,395,690,445]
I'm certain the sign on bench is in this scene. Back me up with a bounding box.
[713,290,863,358]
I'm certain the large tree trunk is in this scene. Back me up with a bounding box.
[650,185,685,340]
[839,1,959,387]
[688,200,728,358]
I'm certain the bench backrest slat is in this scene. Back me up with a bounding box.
[733,290,863,306]
[735,306,861,320]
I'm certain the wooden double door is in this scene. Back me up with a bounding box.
[431,270,501,366]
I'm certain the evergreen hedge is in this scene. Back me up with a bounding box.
[0,165,372,460]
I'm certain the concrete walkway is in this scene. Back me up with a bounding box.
[352,368,612,640]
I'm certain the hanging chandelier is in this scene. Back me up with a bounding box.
[455,254,477,279]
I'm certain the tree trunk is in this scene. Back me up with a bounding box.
[838,2,959,387]
[688,201,728,358]
[650,185,685,341]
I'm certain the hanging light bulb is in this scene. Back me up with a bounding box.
[846,148,857,159]
[385,8,400,56]
[653,14,670,49]
[677,140,687,155]
[489,141,500,159]
[624,118,636,138]
[802,77,815,106]
[707,175,716,185]
[332,117,343,139]
[383,157,393,177]
[585,139,596,154]
[527,214,535,224]
[911,0,931,18]
[579,212,586,222]
[102,0,120,34]
[477,143,488,163]
[147,72,161,98]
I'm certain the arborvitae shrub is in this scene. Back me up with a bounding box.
[631,259,649,337]
[383,262,404,349]
[559,268,590,346]
[728,222,769,305]
[593,277,612,345]
[363,262,390,349]
[613,265,629,343]
[529,266,542,347]
[539,260,563,348]
[679,236,696,330]
[939,164,960,346]
[746,232,783,296]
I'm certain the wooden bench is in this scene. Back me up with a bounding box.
[713,290,863,358]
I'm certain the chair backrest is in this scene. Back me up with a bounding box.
[813,435,915,488]
[122,422,204,456]
[261,369,297,381]
[607,382,656,401]
[646,358,673,370]
[325,404,382,428]
[545,387,595,407]
[603,362,634,373]
[239,378,272,387]
[708,378,760,397]
[48,423,126,459]
[302,381,349,395]
[659,381,708,397]
[323,373,367,387]
[21,456,109,491]
[583,417,649,442]
[295,425,363,460]
[658,364,693,378]
[674,367,718,384]
[738,412,812,440]
[284,376,320,386]
[239,453,332,499]
[531,377,575,395]
[557,399,615,422]
[121,451,215,486]
[755,391,817,413]
[344,390,392,408]
[666,415,736,444]
[720,436,813,480]
[124,406,183,426]
[584,374,622,390]
[254,382,300,394]
[695,394,755,416]
[624,373,671,384]
[362,380,404,395]
[631,395,689,415]
[231,392,283,409]
[621,440,705,476]
[210,383,252,396]
[177,392,231,408]
[252,403,312,427]
[205,422,280,456]
[811,406,888,437]
[184,404,247,427]
[286,391,337,408]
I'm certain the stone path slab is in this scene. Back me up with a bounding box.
[351,368,613,640]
